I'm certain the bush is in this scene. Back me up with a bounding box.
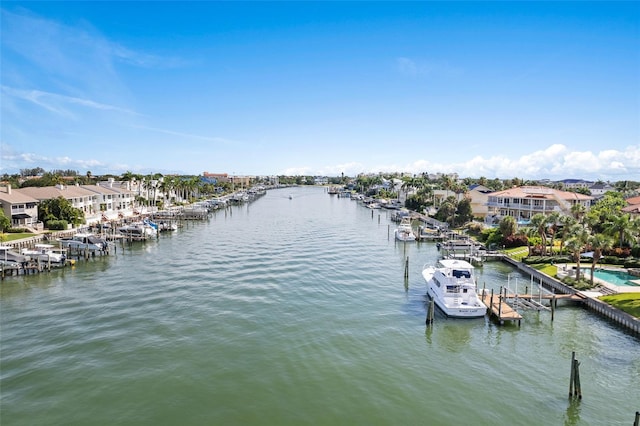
[602,256,625,265]
[623,259,640,269]
[523,255,572,264]
[46,220,68,230]
[605,247,632,258]
[502,234,528,248]
[561,276,596,291]
[7,227,29,233]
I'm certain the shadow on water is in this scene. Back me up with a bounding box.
[564,399,581,426]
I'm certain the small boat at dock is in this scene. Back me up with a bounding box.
[118,222,157,239]
[59,233,108,251]
[394,217,416,242]
[0,245,31,264]
[21,244,66,264]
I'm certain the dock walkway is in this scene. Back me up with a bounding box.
[480,291,523,325]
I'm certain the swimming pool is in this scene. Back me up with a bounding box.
[581,268,640,287]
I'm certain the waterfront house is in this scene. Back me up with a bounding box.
[0,185,41,230]
[485,186,593,225]
[20,184,100,225]
[82,183,137,222]
[467,184,493,220]
[623,195,640,218]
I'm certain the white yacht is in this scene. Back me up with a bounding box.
[422,258,487,318]
[394,217,416,242]
[59,233,108,251]
[118,221,157,238]
[21,244,66,264]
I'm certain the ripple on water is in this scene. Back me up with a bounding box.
[1,187,638,426]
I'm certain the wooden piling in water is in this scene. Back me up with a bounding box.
[634,411,639,426]
[404,257,409,279]
[426,299,435,325]
[569,351,582,399]
[569,351,576,397]
[574,358,582,399]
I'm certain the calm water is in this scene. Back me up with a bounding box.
[1,187,638,425]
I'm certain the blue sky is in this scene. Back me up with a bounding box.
[1,1,639,181]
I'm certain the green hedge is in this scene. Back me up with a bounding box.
[561,276,596,291]
[523,255,572,264]
[46,220,68,231]
[623,259,640,269]
[7,227,29,233]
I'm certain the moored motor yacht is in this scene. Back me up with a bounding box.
[422,258,487,318]
[394,217,416,242]
[59,233,108,251]
[21,244,66,264]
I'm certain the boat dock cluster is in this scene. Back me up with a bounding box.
[1,189,267,279]
[331,188,640,333]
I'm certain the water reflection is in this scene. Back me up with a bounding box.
[563,399,581,426]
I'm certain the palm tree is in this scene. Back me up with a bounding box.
[587,233,614,287]
[530,213,548,255]
[520,226,538,257]
[571,203,586,221]
[604,213,635,248]
[546,211,561,255]
[566,223,591,280]
[558,214,576,255]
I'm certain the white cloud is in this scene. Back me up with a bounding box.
[317,144,640,181]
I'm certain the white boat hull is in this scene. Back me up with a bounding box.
[422,261,487,318]
[395,230,416,242]
[426,285,487,318]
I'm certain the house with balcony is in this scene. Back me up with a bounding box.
[82,183,137,222]
[485,186,593,225]
[19,184,100,225]
[0,185,40,230]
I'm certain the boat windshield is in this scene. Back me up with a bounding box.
[452,270,471,279]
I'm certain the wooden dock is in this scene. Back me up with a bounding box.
[480,291,523,325]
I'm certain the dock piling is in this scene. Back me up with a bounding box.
[426,299,435,325]
[404,256,409,280]
[569,351,582,399]
[569,351,575,397]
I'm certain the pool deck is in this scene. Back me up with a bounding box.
[557,264,640,294]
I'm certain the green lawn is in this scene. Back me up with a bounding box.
[504,246,529,261]
[1,233,36,242]
[531,263,557,277]
[599,293,640,318]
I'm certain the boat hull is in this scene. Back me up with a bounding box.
[426,285,487,318]
[422,264,487,318]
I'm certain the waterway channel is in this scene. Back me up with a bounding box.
[1,186,638,425]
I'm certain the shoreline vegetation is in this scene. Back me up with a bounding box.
[2,172,639,323]
[497,247,640,319]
